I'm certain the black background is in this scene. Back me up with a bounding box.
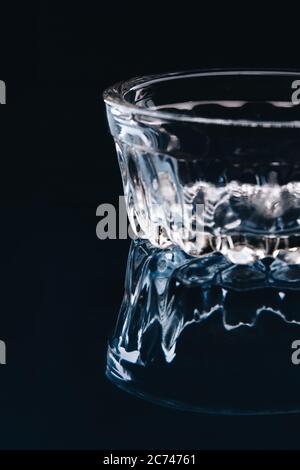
[0,1,300,450]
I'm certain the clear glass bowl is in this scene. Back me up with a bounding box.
[104,70,300,414]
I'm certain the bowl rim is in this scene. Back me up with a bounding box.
[103,69,300,128]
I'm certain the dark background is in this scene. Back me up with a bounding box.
[0,1,300,450]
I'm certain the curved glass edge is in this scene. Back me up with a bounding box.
[103,69,300,128]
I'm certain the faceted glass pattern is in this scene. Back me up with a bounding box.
[104,71,300,413]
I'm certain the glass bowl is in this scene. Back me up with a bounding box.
[104,70,300,414]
